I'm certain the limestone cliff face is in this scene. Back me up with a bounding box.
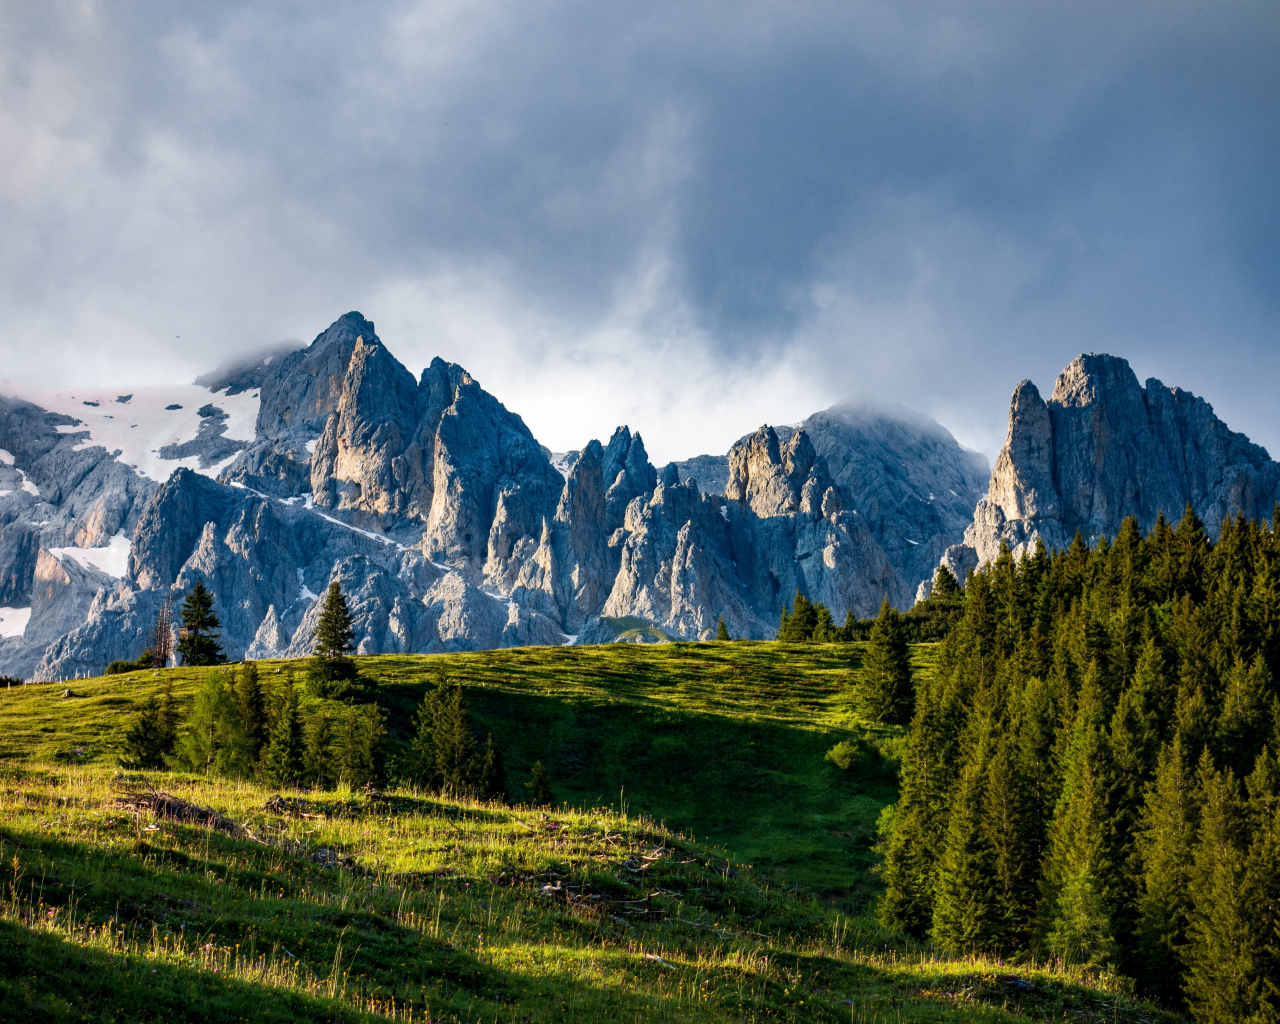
[934,353,1280,592]
[598,425,905,640]
[672,403,989,597]
[310,334,423,521]
[302,319,564,570]
[602,427,658,531]
[604,479,761,640]
[220,312,372,496]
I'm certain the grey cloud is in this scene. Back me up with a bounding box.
[0,0,1276,463]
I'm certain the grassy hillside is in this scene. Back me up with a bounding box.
[0,643,1182,1022]
[0,642,922,902]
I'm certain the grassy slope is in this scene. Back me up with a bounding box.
[1,642,921,902]
[0,644,1179,1022]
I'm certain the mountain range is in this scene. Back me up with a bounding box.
[1,313,1275,679]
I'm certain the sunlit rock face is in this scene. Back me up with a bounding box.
[929,353,1280,597]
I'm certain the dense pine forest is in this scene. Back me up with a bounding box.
[881,506,1280,1021]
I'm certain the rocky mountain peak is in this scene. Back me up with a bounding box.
[930,352,1280,597]
[725,425,832,519]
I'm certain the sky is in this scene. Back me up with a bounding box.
[1,1,1277,465]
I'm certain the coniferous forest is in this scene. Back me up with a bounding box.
[880,506,1280,1021]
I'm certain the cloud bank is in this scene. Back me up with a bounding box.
[1,1,1276,463]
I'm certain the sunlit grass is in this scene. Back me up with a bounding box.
[0,764,1178,1023]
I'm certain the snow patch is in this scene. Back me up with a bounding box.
[906,539,920,546]
[297,568,320,603]
[312,510,401,548]
[719,505,729,521]
[13,383,259,482]
[305,439,318,455]
[0,606,31,639]
[0,449,13,466]
[48,532,132,578]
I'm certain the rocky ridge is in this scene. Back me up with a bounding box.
[1,311,1026,677]
[930,353,1280,597]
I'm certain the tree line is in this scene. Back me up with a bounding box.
[767,571,964,645]
[120,580,554,805]
[880,508,1280,1021]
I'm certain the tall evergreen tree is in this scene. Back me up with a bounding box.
[1182,759,1257,1024]
[715,617,731,641]
[811,604,837,642]
[931,738,998,951]
[879,673,958,936]
[260,677,303,786]
[119,678,178,770]
[409,681,492,795]
[234,661,267,757]
[777,590,819,641]
[176,582,225,666]
[173,672,251,776]
[338,703,387,789]
[932,563,961,600]
[1041,664,1121,966]
[982,735,1039,951]
[1242,749,1280,1019]
[1215,655,1275,776]
[857,596,914,723]
[1135,735,1198,1001]
[308,582,359,696]
[303,712,335,790]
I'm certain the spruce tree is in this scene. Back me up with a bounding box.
[879,674,956,936]
[1242,748,1280,1017]
[931,741,998,952]
[857,596,913,724]
[811,604,837,642]
[260,679,304,786]
[477,735,507,803]
[1183,759,1256,1024]
[933,563,960,600]
[338,704,387,789]
[715,617,731,641]
[308,582,358,696]
[982,736,1038,951]
[303,712,334,790]
[1041,664,1120,966]
[1215,655,1275,776]
[234,661,267,757]
[1135,735,1198,1002]
[176,582,225,666]
[424,682,480,794]
[120,695,171,770]
[777,590,818,641]
[173,672,249,777]
[526,760,554,807]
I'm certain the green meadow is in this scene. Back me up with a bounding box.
[0,642,1179,1022]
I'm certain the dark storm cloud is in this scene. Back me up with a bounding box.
[0,1,1276,462]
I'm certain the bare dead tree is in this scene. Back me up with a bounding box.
[152,596,174,668]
